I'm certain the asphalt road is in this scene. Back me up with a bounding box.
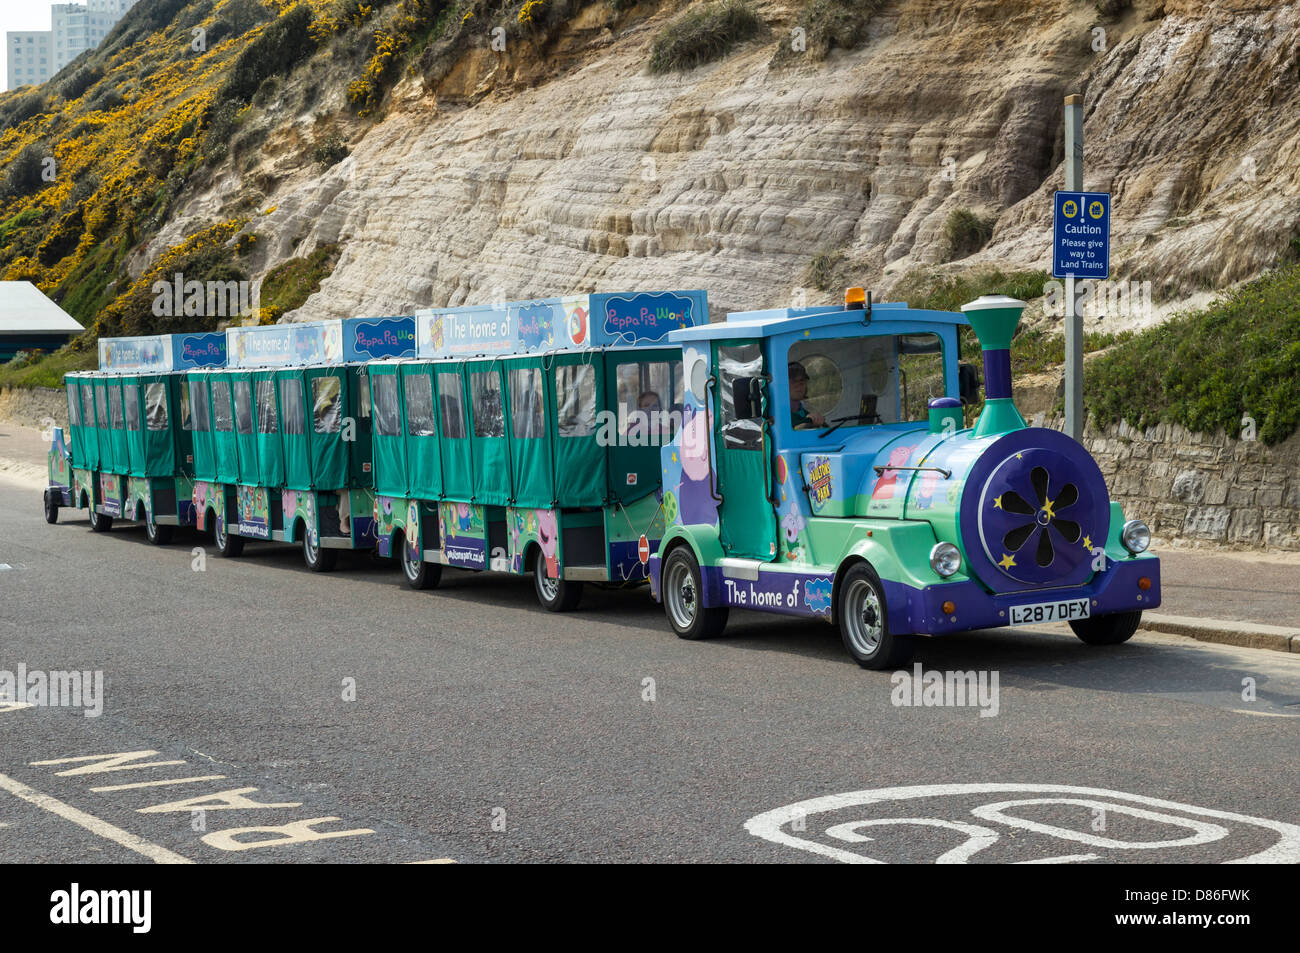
[2,473,1299,864]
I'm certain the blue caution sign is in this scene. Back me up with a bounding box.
[1052,190,1110,280]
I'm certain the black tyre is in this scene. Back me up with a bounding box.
[43,490,59,524]
[145,511,173,546]
[661,545,728,640]
[1070,610,1141,646]
[837,562,914,669]
[212,513,244,557]
[400,538,441,590]
[88,507,113,533]
[302,530,337,573]
[533,551,583,611]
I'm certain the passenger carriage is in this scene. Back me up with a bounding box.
[367,291,707,609]
[47,332,227,541]
[650,290,1161,668]
[188,316,415,569]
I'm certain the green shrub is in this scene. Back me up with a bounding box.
[648,0,764,74]
[60,64,104,102]
[311,135,350,168]
[220,4,317,103]
[0,91,48,131]
[775,0,883,63]
[0,346,96,391]
[805,249,845,293]
[1085,260,1300,444]
[890,266,1050,315]
[943,207,995,260]
[259,244,342,321]
[1,145,50,201]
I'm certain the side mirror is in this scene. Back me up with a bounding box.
[732,377,763,419]
[958,362,980,405]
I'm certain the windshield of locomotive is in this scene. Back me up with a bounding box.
[787,333,944,432]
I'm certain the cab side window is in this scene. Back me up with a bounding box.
[717,344,764,451]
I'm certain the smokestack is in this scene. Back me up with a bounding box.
[960,295,1028,437]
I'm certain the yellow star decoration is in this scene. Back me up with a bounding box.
[671,451,678,463]
[1081,535,1092,550]
[1041,497,1055,520]
[1015,452,1023,459]
[998,553,1016,569]
[993,495,1003,509]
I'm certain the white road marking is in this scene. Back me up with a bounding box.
[1230,708,1300,718]
[0,771,193,864]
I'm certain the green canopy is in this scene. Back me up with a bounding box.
[346,367,374,488]
[276,370,311,491]
[230,372,259,485]
[209,373,240,484]
[106,377,128,474]
[304,366,348,489]
[252,371,283,487]
[188,371,216,482]
[121,375,145,477]
[504,357,552,508]
[140,374,175,477]
[401,362,442,500]
[464,360,511,506]
[550,354,605,507]
[435,363,473,502]
[604,348,681,504]
[65,377,86,468]
[175,375,195,478]
[369,364,407,497]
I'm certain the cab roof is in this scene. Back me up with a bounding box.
[668,302,968,343]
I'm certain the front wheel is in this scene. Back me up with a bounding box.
[43,490,59,524]
[401,539,441,590]
[302,531,337,573]
[837,562,914,669]
[145,512,173,545]
[1070,610,1141,646]
[661,546,728,640]
[88,507,113,533]
[212,515,244,557]
[534,553,582,611]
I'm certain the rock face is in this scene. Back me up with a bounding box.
[179,0,1296,326]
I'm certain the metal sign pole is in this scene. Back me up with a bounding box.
[1063,94,1085,440]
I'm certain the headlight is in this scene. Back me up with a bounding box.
[930,542,962,578]
[1121,519,1150,554]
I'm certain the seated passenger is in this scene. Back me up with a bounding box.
[788,361,825,429]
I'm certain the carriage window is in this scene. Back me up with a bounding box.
[191,381,210,433]
[145,382,168,431]
[279,379,305,436]
[470,371,503,438]
[312,376,342,434]
[717,344,764,451]
[256,381,278,434]
[787,333,944,431]
[404,374,436,437]
[509,367,544,440]
[82,387,96,429]
[108,387,124,429]
[372,375,401,437]
[180,382,192,431]
[68,383,81,426]
[555,364,595,438]
[233,380,254,435]
[95,388,108,429]
[124,384,141,431]
[211,379,233,433]
[439,372,465,439]
[614,359,681,442]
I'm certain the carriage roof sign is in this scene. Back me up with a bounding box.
[415,291,708,359]
[98,332,228,372]
[225,316,415,368]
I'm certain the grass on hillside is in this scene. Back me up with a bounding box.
[0,346,95,390]
[1086,259,1300,445]
[648,0,764,74]
[259,243,341,321]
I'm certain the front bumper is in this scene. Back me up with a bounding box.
[892,555,1161,636]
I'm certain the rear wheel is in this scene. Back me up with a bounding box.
[533,552,583,611]
[1070,610,1141,646]
[88,507,113,533]
[662,546,728,640]
[212,513,244,557]
[145,511,173,545]
[43,490,59,524]
[400,537,441,590]
[837,562,914,669]
[302,530,337,573]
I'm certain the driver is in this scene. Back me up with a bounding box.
[789,361,825,429]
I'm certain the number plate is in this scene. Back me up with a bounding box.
[1009,598,1090,627]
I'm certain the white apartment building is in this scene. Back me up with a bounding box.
[6,0,140,91]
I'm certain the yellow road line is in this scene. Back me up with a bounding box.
[0,771,193,864]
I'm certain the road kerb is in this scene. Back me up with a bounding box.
[1140,612,1300,654]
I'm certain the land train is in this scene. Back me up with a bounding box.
[44,288,1160,668]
